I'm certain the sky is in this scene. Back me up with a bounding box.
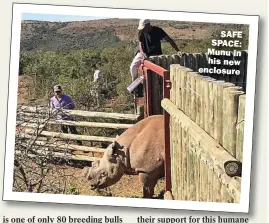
[22,13,108,22]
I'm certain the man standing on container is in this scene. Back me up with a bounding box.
[130,19,182,97]
[50,84,83,146]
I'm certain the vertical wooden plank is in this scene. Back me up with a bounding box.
[193,53,199,72]
[199,158,204,201]
[195,144,201,201]
[184,53,189,68]
[212,173,222,202]
[180,68,186,113]
[189,72,198,122]
[161,55,168,69]
[212,80,225,142]
[208,79,216,138]
[236,95,246,162]
[185,72,191,117]
[186,131,190,200]
[223,88,245,156]
[176,65,182,110]
[166,55,173,70]
[203,78,209,132]
[216,82,235,146]
[181,68,193,115]
[174,67,182,200]
[199,77,205,129]
[187,134,196,201]
[189,54,194,70]
[197,53,204,74]
[170,65,176,199]
[177,122,183,200]
[170,119,174,198]
[201,156,208,201]
[201,53,208,77]
[195,75,202,126]
[221,185,234,203]
[172,54,180,65]
[182,127,188,200]
[212,166,223,202]
[180,53,186,66]
[170,65,177,104]
[199,76,210,130]
[203,77,215,134]
[207,166,214,202]
[174,65,178,200]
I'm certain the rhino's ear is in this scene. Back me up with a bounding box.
[112,141,123,152]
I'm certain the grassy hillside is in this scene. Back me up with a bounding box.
[20,19,249,52]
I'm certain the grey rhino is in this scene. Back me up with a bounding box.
[83,115,165,198]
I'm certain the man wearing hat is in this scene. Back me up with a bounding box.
[50,84,83,146]
[130,19,182,97]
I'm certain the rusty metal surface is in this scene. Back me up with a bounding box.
[138,60,172,192]
[143,60,168,77]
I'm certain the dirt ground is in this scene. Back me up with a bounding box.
[64,165,165,199]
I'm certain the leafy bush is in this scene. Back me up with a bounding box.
[20,44,136,113]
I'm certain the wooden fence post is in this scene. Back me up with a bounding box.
[223,87,245,156]
[236,94,246,162]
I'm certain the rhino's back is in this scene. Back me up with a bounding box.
[118,115,165,174]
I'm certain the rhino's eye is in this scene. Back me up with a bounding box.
[92,160,100,168]
[100,172,107,178]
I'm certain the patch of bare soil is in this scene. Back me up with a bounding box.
[18,76,48,106]
[18,76,34,105]
[56,165,165,199]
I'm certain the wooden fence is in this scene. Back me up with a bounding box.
[149,51,248,115]
[161,64,244,202]
[16,106,142,163]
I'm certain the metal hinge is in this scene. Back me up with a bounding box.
[165,80,172,89]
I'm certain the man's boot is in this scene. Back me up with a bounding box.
[135,83,144,97]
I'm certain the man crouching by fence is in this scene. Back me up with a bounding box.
[50,84,83,146]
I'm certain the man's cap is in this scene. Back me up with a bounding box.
[54,84,62,92]
[138,19,150,30]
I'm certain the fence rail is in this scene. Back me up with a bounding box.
[19,106,141,121]
[17,119,133,129]
[16,107,143,164]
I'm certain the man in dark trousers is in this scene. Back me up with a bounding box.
[130,19,182,97]
[50,84,83,146]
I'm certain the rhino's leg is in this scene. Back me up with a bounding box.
[139,173,157,198]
